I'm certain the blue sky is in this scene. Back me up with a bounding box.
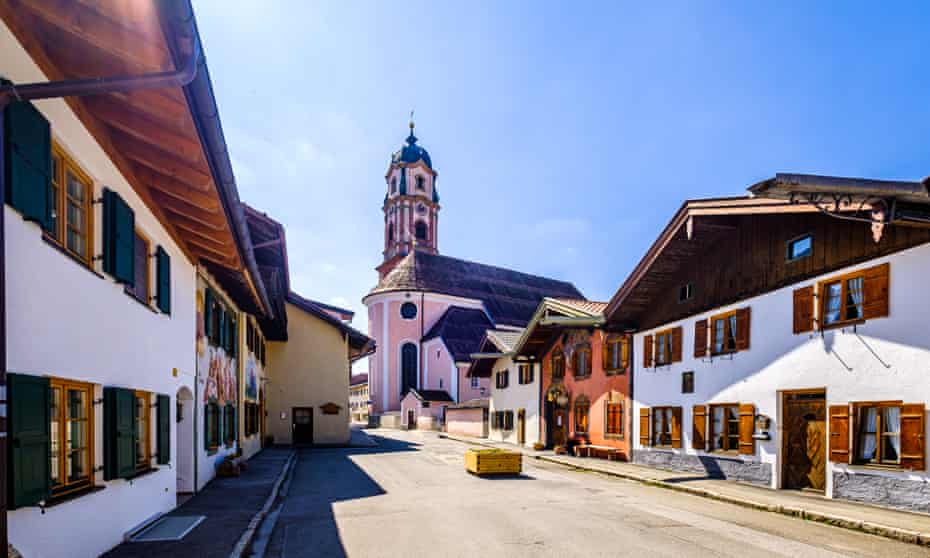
[194,1,929,343]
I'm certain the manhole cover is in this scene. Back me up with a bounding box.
[130,516,206,542]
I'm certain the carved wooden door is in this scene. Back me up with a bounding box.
[783,393,826,490]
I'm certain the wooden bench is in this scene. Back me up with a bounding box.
[573,444,623,461]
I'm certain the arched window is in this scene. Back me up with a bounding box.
[572,343,592,378]
[401,343,418,396]
[388,223,395,242]
[416,175,425,190]
[415,221,428,242]
[391,177,397,193]
[551,348,565,380]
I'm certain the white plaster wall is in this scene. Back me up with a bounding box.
[632,244,930,495]
[488,357,541,447]
[2,18,196,558]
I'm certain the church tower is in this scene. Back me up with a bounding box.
[377,119,440,278]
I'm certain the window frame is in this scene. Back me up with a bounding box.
[551,348,565,380]
[573,398,590,435]
[681,371,695,394]
[853,401,903,467]
[709,403,741,453]
[495,369,509,390]
[786,233,813,262]
[710,310,738,356]
[572,344,592,379]
[206,400,220,452]
[654,329,674,366]
[134,390,151,473]
[49,378,95,498]
[604,335,629,374]
[818,269,867,329]
[678,282,694,303]
[50,142,95,266]
[517,363,534,385]
[470,376,480,389]
[605,401,624,438]
[127,229,152,305]
[415,175,425,190]
[400,302,418,320]
[651,406,677,448]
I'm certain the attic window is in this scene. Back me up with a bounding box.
[391,177,397,194]
[416,175,425,190]
[678,283,694,303]
[400,302,417,320]
[787,234,812,261]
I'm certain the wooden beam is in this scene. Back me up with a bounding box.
[134,165,217,203]
[83,96,204,166]
[14,0,170,72]
[157,197,226,229]
[252,238,284,250]
[112,130,213,188]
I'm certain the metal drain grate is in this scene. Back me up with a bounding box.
[130,515,206,542]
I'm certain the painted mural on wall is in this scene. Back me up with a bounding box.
[195,289,238,406]
[245,355,258,401]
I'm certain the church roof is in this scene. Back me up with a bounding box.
[368,251,585,327]
[392,130,433,170]
[423,306,494,362]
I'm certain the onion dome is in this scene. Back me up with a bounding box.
[391,121,433,169]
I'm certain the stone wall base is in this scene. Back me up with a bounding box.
[632,449,772,486]
[834,470,930,513]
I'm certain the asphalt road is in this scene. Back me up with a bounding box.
[262,429,930,558]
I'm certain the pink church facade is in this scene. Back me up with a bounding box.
[364,123,585,425]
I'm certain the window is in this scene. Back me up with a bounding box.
[50,144,94,263]
[391,177,397,193]
[551,349,565,380]
[711,311,738,355]
[495,369,509,389]
[245,402,260,437]
[681,371,694,394]
[470,376,479,389]
[205,401,220,451]
[388,223,395,242]
[416,175,425,190]
[128,231,150,304]
[604,335,629,373]
[414,221,427,242]
[856,404,901,465]
[49,379,93,497]
[400,302,418,320]
[678,282,694,303]
[787,234,812,261]
[573,397,590,434]
[572,344,592,378]
[224,404,236,446]
[652,407,677,447]
[518,363,534,384]
[606,401,623,437]
[134,391,151,472]
[821,273,865,327]
[655,330,674,366]
[710,404,740,452]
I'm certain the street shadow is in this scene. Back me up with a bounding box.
[265,437,421,558]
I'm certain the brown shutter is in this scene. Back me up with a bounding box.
[671,327,683,363]
[735,307,751,351]
[671,407,683,448]
[793,286,814,334]
[639,408,650,447]
[862,263,890,320]
[692,405,707,450]
[828,405,850,464]
[694,320,708,358]
[643,335,653,368]
[900,403,926,471]
[738,403,755,455]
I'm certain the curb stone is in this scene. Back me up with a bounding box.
[440,433,930,548]
[229,450,297,558]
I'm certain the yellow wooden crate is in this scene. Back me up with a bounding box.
[464,448,522,475]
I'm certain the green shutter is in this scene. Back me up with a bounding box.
[204,288,214,340]
[4,101,51,229]
[155,247,171,314]
[8,373,50,509]
[102,189,135,284]
[157,394,170,465]
[104,387,137,480]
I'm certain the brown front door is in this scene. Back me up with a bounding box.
[517,409,526,445]
[292,407,313,445]
[783,391,826,491]
[407,409,416,429]
[549,405,568,448]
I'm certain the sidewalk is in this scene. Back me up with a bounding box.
[103,447,294,558]
[440,432,930,546]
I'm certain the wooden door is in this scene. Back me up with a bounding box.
[407,409,416,429]
[292,407,313,445]
[551,408,568,447]
[517,409,526,445]
[783,392,826,490]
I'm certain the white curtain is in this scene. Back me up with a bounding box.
[848,277,864,319]
[654,411,664,445]
[883,407,901,462]
[713,407,724,450]
[858,407,877,461]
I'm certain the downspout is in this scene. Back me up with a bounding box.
[0,22,201,547]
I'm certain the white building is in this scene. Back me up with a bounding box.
[607,182,930,512]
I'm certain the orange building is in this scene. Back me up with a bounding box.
[513,299,632,459]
